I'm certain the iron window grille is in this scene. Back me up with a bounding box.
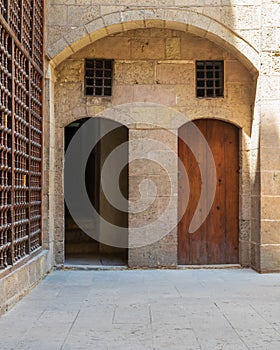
[196,61,224,98]
[0,0,43,271]
[85,59,113,97]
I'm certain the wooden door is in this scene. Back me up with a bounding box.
[178,119,239,265]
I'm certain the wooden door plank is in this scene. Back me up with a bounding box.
[178,121,207,264]
[206,120,226,264]
[224,124,239,263]
[178,119,239,265]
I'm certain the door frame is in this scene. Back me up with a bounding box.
[177,118,249,266]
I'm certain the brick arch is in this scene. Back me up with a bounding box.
[49,8,259,74]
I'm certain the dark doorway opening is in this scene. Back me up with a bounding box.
[64,118,128,266]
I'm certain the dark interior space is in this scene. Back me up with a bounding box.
[64,117,128,266]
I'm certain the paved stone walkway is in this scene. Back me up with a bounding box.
[1,268,280,350]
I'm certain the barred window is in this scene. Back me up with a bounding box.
[0,0,43,271]
[85,59,113,96]
[196,61,224,98]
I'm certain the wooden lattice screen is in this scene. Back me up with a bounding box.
[0,0,43,270]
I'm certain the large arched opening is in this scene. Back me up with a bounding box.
[45,13,259,267]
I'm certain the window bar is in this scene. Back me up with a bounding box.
[0,24,12,268]
[0,0,7,20]
[27,51,31,255]
[10,35,14,265]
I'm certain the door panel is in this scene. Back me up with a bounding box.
[178,119,239,265]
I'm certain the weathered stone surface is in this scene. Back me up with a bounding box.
[0,251,51,314]
[166,38,181,59]
[114,61,154,85]
[131,38,166,59]
[50,26,258,268]
[41,1,280,273]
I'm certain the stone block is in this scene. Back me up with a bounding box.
[133,85,177,106]
[129,158,170,176]
[240,195,251,220]
[239,219,250,241]
[131,38,165,60]
[67,6,100,27]
[261,197,280,220]
[47,5,67,26]
[224,5,261,30]
[3,273,18,301]
[0,282,5,308]
[56,60,83,83]
[240,171,251,195]
[261,171,280,196]
[130,28,151,38]
[48,37,73,62]
[240,150,250,173]
[238,29,262,51]
[52,46,74,67]
[251,195,260,221]
[260,245,280,273]
[82,37,131,60]
[226,83,252,106]
[145,19,165,29]
[101,6,125,16]
[114,61,154,85]
[156,62,194,85]
[86,105,106,117]
[112,85,134,105]
[225,60,253,83]
[69,32,91,53]
[239,240,250,266]
[46,25,70,50]
[129,242,177,267]
[166,38,181,59]
[86,23,107,42]
[122,20,145,32]
[251,171,260,197]
[260,75,280,99]
[260,100,280,125]
[262,3,280,27]
[55,241,65,265]
[261,147,280,171]
[250,241,260,271]
[251,218,260,243]
[129,128,177,151]
[129,173,176,200]
[261,27,280,51]
[158,29,179,39]
[261,220,280,245]
[129,197,177,230]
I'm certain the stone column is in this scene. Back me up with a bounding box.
[258,2,280,272]
[128,126,178,267]
[42,61,56,267]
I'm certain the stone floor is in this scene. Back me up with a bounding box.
[1,268,280,350]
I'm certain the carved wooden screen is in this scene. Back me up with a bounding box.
[0,0,43,270]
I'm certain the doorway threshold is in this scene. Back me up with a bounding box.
[177,264,242,270]
[62,264,128,271]
[63,253,128,270]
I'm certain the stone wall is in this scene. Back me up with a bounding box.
[46,1,261,66]
[53,28,254,267]
[258,2,280,272]
[44,1,280,272]
[0,251,52,314]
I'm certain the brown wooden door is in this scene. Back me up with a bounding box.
[178,119,239,265]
